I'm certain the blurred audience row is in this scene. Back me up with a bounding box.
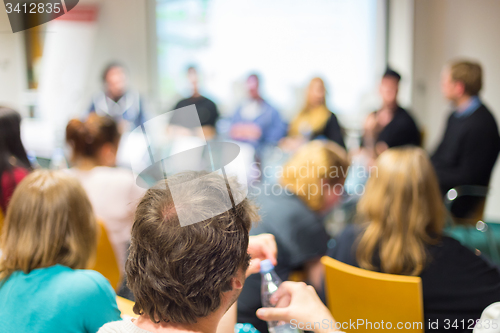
[0,58,499,333]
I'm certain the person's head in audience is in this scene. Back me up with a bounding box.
[246,73,261,100]
[102,63,128,101]
[0,170,96,280]
[0,107,31,170]
[305,77,326,109]
[0,107,31,211]
[125,171,258,330]
[441,60,482,106]
[379,68,401,109]
[66,115,121,169]
[187,66,201,98]
[356,146,445,276]
[280,140,349,213]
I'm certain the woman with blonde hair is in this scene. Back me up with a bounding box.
[330,147,500,329]
[284,78,345,150]
[238,140,349,333]
[0,170,121,332]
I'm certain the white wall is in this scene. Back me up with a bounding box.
[412,0,500,221]
[76,0,156,117]
[0,10,28,114]
[387,0,414,110]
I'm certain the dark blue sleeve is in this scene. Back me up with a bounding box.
[262,107,287,145]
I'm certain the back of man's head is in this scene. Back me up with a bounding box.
[126,171,258,324]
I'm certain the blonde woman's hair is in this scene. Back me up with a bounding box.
[288,78,330,137]
[280,140,349,211]
[356,147,445,276]
[0,170,97,280]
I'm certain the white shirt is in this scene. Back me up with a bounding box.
[67,167,145,270]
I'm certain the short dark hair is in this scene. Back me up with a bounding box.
[383,67,401,82]
[102,62,126,83]
[126,171,258,324]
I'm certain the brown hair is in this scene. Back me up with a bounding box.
[0,170,97,280]
[356,147,445,276]
[66,115,120,161]
[280,140,349,211]
[449,60,483,96]
[126,171,259,324]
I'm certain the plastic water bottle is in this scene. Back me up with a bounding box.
[260,260,301,333]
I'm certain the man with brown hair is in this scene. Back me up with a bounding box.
[98,171,277,333]
[431,60,500,196]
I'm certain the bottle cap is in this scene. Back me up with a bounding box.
[260,259,274,273]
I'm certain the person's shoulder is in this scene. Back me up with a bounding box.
[430,235,489,263]
[44,267,115,300]
[97,320,131,333]
[67,269,114,294]
[175,97,191,109]
[261,99,279,112]
[93,166,134,179]
[475,104,499,125]
[199,95,216,105]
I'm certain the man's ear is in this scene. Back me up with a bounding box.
[231,269,246,290]
[456,80,466,97]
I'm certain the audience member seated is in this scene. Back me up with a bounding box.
[431,60,500,196]
[66,115,144,271]
[363,68,421,157]
[238,140,349,333]
[283,77,345,151]
[329,147,500,331]
[89,63,148,131]
[230,74,287,156]
[0,107,31,214]
[0,170,121,332]
[98,171,278,333]
[171,66,220,140]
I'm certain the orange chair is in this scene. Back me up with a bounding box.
[89,221,122,291]
[321,256,424,333]
[116,296,137,318]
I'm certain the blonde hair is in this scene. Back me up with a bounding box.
[449,60,483,96]
[0,170,97,280]
[288,78,331,137]
[280,140,349,211]
[356,147,445,276]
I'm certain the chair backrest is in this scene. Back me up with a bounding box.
[116,296,137,318]
[89,221,122,291]
[321,256,424,333]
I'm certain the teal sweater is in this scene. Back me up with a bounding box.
[0,264,121,333]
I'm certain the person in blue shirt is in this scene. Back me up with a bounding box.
[0,170,121,333]
[229,74,287,156]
